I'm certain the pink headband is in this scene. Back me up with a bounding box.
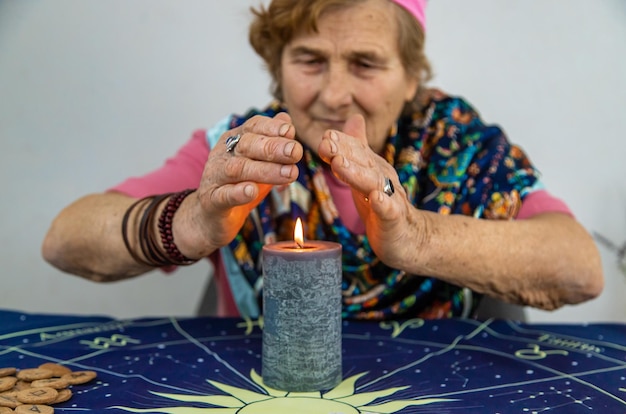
[390,0,427,31]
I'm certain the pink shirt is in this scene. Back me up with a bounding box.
[110,129,573,316]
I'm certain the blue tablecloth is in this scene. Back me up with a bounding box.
[1,309,625,413]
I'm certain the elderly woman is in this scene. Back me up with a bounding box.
[42,0,603,320]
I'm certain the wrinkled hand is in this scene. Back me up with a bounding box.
[194,112,303,251]
[318,114,420,268]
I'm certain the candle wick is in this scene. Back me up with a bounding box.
[296,240,304,249]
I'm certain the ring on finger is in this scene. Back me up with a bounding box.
[225,134,242,153]
[383,177,394,197]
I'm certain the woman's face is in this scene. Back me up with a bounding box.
[280,0,419,155]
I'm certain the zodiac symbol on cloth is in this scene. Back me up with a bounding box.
[515,344,569,360]
[380,319,425,338]
[79,334,140,350]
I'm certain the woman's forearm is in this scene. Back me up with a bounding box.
[395,211,604,310]
[42,192,156,282]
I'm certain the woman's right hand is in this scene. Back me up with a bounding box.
[177,112,302,258]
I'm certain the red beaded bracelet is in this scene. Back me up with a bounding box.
[157,189,196,265]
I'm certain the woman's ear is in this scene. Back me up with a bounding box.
[405,76,419,103]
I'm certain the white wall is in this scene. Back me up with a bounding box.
[1,0,624,322]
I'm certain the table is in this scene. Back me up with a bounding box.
[1,309,625,413]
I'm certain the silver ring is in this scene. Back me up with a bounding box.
[225,134,241,153]
[383,177,394,197]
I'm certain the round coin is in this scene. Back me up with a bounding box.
[16,386,58,405]
[15,404,54,414]
[0,377,16,392]
[0,368,16,379]
[16,368,53,382]
[0,394,20,408]
[38,363,72,378]
[51,388,72,404]
[14,380,32,391]
[0,390,17,398]
[31,377,69,390]
[61,371,97,385]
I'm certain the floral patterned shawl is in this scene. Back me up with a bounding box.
[223,89,540,320]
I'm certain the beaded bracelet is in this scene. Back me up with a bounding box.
[121,189,197,267]
[157,189,196,265]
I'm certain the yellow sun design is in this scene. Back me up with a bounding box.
[113,370,455,413]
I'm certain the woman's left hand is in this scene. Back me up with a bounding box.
[318,115,604,310]
[318,114,424,269]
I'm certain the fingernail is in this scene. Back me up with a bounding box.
[284,141,295,156]
[279,123,290,136]
[330,131,339,141]
[329,140,337,154]
[244,185,255,198]
[342,156,349,168]
[280,165,293,177]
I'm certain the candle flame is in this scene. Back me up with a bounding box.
[294,218,304,249]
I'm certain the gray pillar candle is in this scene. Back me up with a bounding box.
[262,239,342,392]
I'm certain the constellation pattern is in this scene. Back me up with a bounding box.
[0,309,625,413]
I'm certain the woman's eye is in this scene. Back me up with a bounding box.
[356,61,375,69]
[303,58,323,66]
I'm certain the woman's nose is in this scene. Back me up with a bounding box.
[319,65,353,109]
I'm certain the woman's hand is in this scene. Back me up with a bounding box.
[317,115,603,310]
[180,112,303,257]
[318,114,422,269]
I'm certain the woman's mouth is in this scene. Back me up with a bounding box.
[316,118,346,129]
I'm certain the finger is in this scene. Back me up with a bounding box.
[319,130,366,168]
[215,182,258,208]
[222,156,299,185]
[208,181,277,210]
[232,133,303,164]
[367,186,404,225]
[318,114,366,164]
[273,112,294,136]
[240,113,296,139]
[342,113,367,145]
[223,113,301,163]
[327,147,395,196]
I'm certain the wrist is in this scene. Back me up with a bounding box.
[172,191,219,260]
[157,189,197,264]
[120,190,201,267]
[393,208,434,274]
